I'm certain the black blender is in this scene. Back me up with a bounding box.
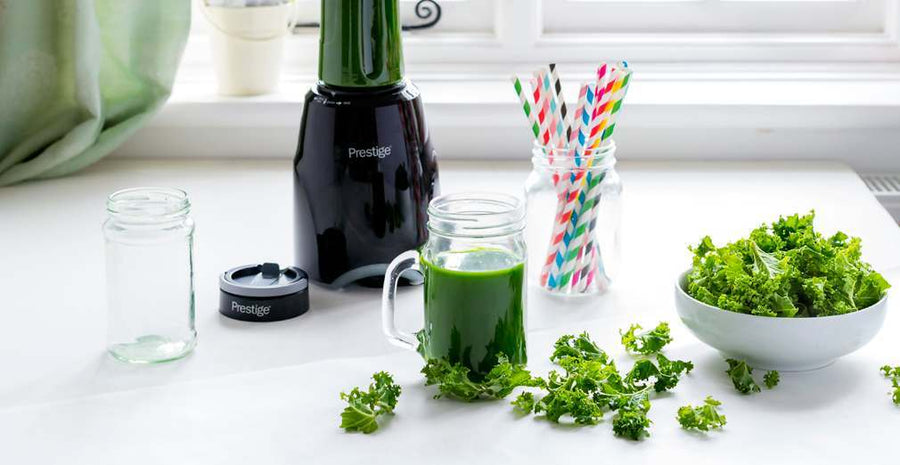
[293,0,439,288]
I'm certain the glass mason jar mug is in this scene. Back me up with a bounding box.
[104,188,197,363]
[524,141,623,296]
[382,193,527,379]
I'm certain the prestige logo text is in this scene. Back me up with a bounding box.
[232,301,271,318]
[348,145,392,159]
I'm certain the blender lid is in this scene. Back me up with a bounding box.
[220,263,308,298]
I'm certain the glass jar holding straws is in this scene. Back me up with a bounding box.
[513,62,631,296]
[525,142,622,295]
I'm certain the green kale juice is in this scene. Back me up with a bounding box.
[419,249,527,379]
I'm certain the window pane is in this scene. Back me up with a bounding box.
[542,0,887,33]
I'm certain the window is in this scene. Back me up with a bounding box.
[141,1,900,168]
[185,0,900,71]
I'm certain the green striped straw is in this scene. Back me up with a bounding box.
[511,76,540,139]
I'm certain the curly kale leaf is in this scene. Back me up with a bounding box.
[725,359,761,394]
[512,391,536,414]
[686,212,890,318]
[611,392,652,440]
[677,396,726,432]
[763,370,780,389]
[620,322,673,355]
[881,365,900,405]
[534,384,605,425]
[513,331,693,440]
[625,354,694,393]
[421,354,537,402]
[339,371,402,434]
[529,357,618,425]
[551,332,611,364]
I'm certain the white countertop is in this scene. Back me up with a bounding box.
[1,159,898,464]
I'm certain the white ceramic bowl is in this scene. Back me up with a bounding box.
[675,270,888,371]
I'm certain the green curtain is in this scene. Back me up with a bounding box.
[0,0,190,186]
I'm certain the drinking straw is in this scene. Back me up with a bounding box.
[572,82,598,165]
[582,243,600,291]
[600,66,632,143]
[538,69,566,147]
[549,63,569,141]
[555,171,603,289]
[513,72,567,287]
[555,67,625,290]
[573,69,631,291]
[544,68,610,290]
[532,76,552,147]
[511,76,540,139]
[572,68,630,291]
[551,78,602,289]
[568,83,589,147]
[541,184,580,288]
[585,67,619,151]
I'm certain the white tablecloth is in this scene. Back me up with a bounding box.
[1,160,898,464]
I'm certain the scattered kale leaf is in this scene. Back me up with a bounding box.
[512,391,536,414]
[339,371,402,434]
[422,354,538,402]
[551,331,611,363]
[725,359,761,394]
[515,331,692,441]
[611,393,652,440]
[620,322,673,355]
[763,370,780,389]
[686,212,890,317]
[677,396,727,432]
[880,365,900,405]
[625,354,694,393]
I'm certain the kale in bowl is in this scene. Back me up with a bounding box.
[686,212,890,317]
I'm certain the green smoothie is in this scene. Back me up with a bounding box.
[419,249,527,379]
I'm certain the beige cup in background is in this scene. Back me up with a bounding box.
[202,3,293,96]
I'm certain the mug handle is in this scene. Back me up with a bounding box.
[381,250,421,351]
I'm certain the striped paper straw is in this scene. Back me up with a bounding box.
[600,68,632,143]
[540,179,580,288]
[587,67,627,150]
[541,90,593,288]
[553,67,623,291]
[572,69,630,292]
[572,83,597,165]
[568,83,589,147]
[511,76,540,139]
[543,69,609,290]
[539,69,566,147]
[549,63,569,141]
[532,76,552,147]
[555,170,605,289]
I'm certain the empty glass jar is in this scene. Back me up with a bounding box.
[104,188,197,363]
[524,141,623,296]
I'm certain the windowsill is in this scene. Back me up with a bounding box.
[115,64,900,172]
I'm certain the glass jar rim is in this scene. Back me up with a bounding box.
[531,140,617,170]
[427,192,525,238]
[107,187,190,221]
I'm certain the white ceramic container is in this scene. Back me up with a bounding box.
[675,270,887,371]
[203,3,292,96]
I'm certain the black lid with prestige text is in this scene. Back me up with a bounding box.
[219,263,309,322]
